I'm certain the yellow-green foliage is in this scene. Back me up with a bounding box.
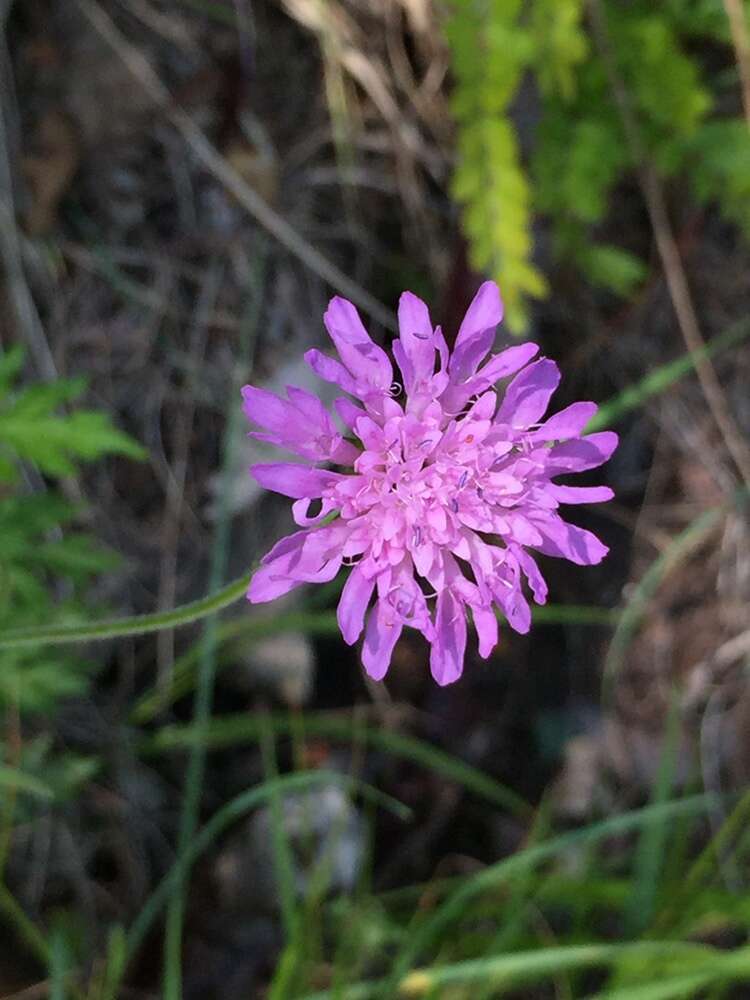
[445,0,547,333]
[530,0,588,100]
[444,0,750,330]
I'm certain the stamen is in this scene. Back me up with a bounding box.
[458,470,468,488]
[450,498,459,514]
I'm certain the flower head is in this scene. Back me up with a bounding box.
[242,282,617,685]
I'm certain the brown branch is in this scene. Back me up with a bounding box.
[723,0,750,128]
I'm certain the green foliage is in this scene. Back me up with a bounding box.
[684,119,750,234]
[444,0,750,325]
[0,346,145,482]
[0,349,143,714]
[445,0,546,333]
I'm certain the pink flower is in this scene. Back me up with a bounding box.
[242,282,617,685]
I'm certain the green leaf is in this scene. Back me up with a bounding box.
[0,346,25,395]
[685,119,750,235]
[0,764,53,800]
[578,244,647,296]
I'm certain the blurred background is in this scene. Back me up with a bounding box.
[2,0,750,997]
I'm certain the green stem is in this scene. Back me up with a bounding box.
[0,882,50,967]
[588,317,750,432]
[125,770,408,969]
[0,571,252,649]
[163,258,263,997]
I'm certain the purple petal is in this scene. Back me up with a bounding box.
[334,397,365,431]
[455,281,504,349]
[324,297,392,390]
[331,439,361,465]
[251,463,342,499]
[496,585,531,635]
[449,328,496,384]
[247,563,305,603]
[513,546,548,604]
[248,531,309,602]
[397,292,435,383]
[546,432,619,473]
[292,497,339,526]
[532,516,609,565]
[530,401,597,442]
[495,358,561,429]
[362,600,402,680]
[285,385,335,429]
[472,343,540,391]
[241,385,294,435]
[471,604,498,658]
[429,590,467,686]
[337,564,376,645]
[305,348,359,396]
[547,484,614,504]
[259,529,310,566]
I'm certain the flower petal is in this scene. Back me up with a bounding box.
[362,599,403,680]
[472,342,540,391]
[397,291,435,384]
[530,401,597,442]
[545,431,619,473]
[337,564,376,644]
[430,590,467,686]
[304,348,359,396]
[324,297,392,390]
[495,358,561,429]
[532,516,609,565]
[547,484,614,504]
[455,281,504,349]
[513,546,548,604]
[471,604,498,658]
[242,385,338,460]
[247,564,305,603]
[251,463,342,499]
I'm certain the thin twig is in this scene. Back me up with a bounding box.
[588,0,750,489]
[156,264,221,690]
[723,0,750,128]
[73,0,396,332]
[0,68,57,380]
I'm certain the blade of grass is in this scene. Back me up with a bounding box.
[162,255,263,999]
[0,882,51,967]
[49,927,69,1000]
[625,692,681,934]
[141,710,531,818]
[586,968,739,1000]
[654,787,750,935]
[300,939,744,1000]
[0,766,53,799]
[258,711,298,942]
[587,317,750,432]
[123,770,409,970]
[379,794,719,996]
